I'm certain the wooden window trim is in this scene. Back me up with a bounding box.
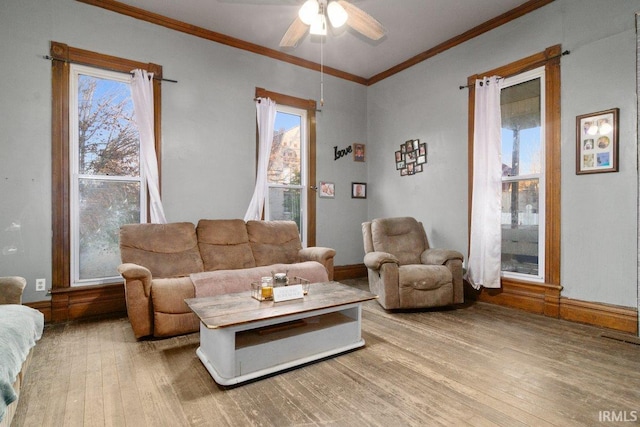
[467,45,562,299]
[254,87,317,247]
[50,41,162,294]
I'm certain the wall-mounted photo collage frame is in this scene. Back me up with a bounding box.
[395,139,427,176]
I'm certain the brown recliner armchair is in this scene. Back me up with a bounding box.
[362,217,464,309]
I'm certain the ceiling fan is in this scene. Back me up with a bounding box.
[280,0,386,48]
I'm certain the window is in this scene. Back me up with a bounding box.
[51,41,162,291]
[468,45,561,291]
[265,106,308,246]
[254,87,317,247]
[500,67,545,281]
[69,65,145,286]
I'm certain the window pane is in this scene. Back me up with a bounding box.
[501,179,539,275]
[78,179,140,281]
[501,78,541,177]
[77,74,139,176]
[269,112,301,185]
[268,187,302,234]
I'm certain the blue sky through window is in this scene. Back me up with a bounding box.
[274,111,300,133]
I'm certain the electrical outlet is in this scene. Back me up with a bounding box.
[35,278,46,292]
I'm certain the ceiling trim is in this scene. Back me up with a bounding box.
[76,0,555,86]
[367,0,556,85]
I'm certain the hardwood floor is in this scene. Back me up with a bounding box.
[13,279,640,426]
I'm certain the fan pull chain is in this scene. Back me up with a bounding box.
[320,36,324,106]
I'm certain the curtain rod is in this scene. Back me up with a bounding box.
[42,55,178,83]
[253,97,323,113]
[458,50,570,90]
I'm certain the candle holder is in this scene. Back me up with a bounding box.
[251,276,273,301]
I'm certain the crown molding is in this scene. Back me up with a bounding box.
[77,0,555,86]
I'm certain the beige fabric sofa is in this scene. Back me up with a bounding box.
[362,217,464,310]
[118,219,336,339]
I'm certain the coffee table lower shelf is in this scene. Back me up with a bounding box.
[196,303,365,386]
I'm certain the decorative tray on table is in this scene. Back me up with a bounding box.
[251,276,310,301]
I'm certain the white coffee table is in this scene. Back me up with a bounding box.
[185,281,377,386]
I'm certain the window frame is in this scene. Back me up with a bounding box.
[467,45,561,290]
[500,67,546,282]
[254,87,318,247]
[51,41,162,291]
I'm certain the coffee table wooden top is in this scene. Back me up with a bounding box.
[185,281,376,329]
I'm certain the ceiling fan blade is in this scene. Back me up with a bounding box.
[280,16,309,48]
[338,0,386,40]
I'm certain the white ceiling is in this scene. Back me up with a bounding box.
[115,0,533,79]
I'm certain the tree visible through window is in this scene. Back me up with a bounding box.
[70,65,145,286]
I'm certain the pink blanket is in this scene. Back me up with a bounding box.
[190,261,329,298]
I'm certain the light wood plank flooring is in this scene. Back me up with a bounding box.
[12,279,640,426]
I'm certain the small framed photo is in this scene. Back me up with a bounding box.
[353,143,365,162]
[576,108,618,174]
[319,181,335,198]
[352,182,367,199]
[405,140,414,153]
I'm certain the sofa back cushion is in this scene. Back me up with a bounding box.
[196,219,256,271]
[119,222,204,278]
[246,220,302,266]
[371,217,428,266]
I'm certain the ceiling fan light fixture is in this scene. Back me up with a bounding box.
[327,1,348,28]
[309,13,327,36]
[299,0,319,25]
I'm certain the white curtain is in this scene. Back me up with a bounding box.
[244,97,277,221]
[467,76,502,289]
[130,69,166,224]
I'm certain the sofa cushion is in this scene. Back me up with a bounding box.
[119,222,204,278]
[247,220,302,266]
[371,217,427,266]
[197,219,256,271]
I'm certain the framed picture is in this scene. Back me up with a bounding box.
[576,108,618,174]
[319,181,335,198]
[353,143,365,162]
[352,182,367,199]
[405,140,413,153]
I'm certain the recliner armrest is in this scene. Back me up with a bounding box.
[0,276,27,304]
[421,248,464,266]
[117,263,153,297]
[364,251,399,270]
[299,247,336,263]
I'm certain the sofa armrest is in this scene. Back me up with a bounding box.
[364,251,399,271]
[0,276,27,305]
[299,247,336,280]
[117,263,155,339]
[421,248,464,266]
[299,247,336,263]
[118,263,152,297]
